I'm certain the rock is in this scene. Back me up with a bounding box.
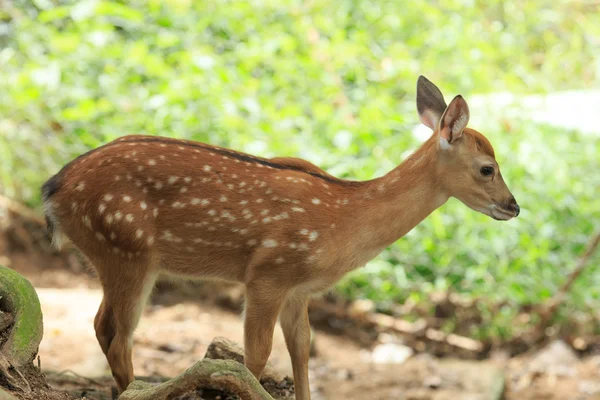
[580,380,600,395]
[528,340,579,377]
[0,265,43,367]
[204,337,282,383]
[423,375,442,389]
[371,342,414,364]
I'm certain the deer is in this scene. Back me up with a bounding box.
[41,76,519,399]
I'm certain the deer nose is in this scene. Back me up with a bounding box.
[506,196,520,217]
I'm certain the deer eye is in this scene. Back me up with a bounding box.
[480,166,494,176]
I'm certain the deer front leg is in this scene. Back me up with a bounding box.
[243,282,286,379]
[280,294,312,400]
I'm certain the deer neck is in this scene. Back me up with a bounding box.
[344,136,448,253]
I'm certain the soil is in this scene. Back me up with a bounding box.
[0,209,599,400]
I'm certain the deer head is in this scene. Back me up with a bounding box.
[416,75,519,220]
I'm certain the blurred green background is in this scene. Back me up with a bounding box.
[1,0,599,342]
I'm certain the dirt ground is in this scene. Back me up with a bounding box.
[1,213,600,400]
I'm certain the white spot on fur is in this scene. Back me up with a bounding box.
[291,207,305,213]
[273,212,289,221]
[104,194,114,201]
[172,201,185,208]
[312,198,321,204]
[153,208,159,217]
[98,203,107,214]
[203,165,212,172]
[275,257,284,264]
[110,232,116,240]
[76,182,85,191]
[184,176,192,183]
[147,236,154,245]
[115,211,123,221]
[122,195,132,203]
[135,229,144,239]
[95,232,105,241]
[240,200,248,205]
[262,239,278,248]
[309,231,319,241]
[82,215,91,228]
[140,201,147,210]
[220,195,228,202]
[148,159,156,166]
[191,198,201,205]
[180,187,188,193]
[125,214,134,222]
[168,176,179,184]
[154,182,163,190]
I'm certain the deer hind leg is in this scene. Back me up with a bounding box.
[94,296,115,356]
[91,255,158,393]
[243,280,287,379]
[280,294,312,400]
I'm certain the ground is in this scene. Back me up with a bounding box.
[1,212,599,400]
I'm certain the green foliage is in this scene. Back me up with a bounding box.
[0,1,599,340]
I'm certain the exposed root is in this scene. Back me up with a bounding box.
[119,359,274,400]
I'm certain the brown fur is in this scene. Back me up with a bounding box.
[41,78,518,398]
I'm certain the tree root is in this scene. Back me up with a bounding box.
[119,359,274,400]
[0,355,31,393]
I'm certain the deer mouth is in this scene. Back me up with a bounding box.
[490,204,515,221]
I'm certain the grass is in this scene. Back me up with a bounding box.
[0,0,599,341]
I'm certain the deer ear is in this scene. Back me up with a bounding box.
[416,75,447,130]
[439,95,470,145]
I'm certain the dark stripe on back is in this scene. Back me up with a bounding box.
[111,137,360,186]
[45,136,360,189]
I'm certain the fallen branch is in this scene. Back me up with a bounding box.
[309,299,483,353]
[0,195,45,227]
[537,231,600,330]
